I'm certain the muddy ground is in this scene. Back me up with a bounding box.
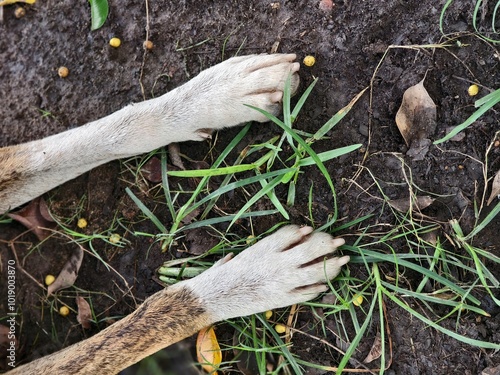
[1,0,499,374]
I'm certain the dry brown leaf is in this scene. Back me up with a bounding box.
[141,156,162,183]
[47,245,84,296]
[487,170,500,206]
[76,297,92,329]
[168,142,186,170]
[8,197,56,241]
[363,332,382,363]
[388,196,435,212]
[197,326,222,375]
[395,78,436,160]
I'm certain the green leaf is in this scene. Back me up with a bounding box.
[89,0,109,31]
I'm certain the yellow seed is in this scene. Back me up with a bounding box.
[58,66,69,78]
[303,55,316,67]
[143,40,154,50]
[274,323,286,334]
[468,84,479,96]
[14,7,26,18]
[45,274,55,286]
[246,235,256,245]
[265,310,273,320]
[77,218,88,229]
[109,233,121,244]
[352,294,363,306]
[109,37,121,48]
[59,306,70,316]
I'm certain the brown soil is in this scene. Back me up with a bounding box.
[1,1,499,374]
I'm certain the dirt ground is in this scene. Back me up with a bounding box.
[1,0,499,374]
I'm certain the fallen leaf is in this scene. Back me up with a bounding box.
[47,245,84,296]
[141,157,162,183]
[388,196,435,212]
[168,142,185,170]
[395,78,437,160]
[197,326,222,375]
[76,297,92,329]
[8,197,56,241]
[363,332,382,363]
[487,170,500,206]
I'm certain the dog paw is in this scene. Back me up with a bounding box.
[173,54,300,139]
[186,225,349,322]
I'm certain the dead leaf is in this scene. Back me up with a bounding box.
[363,332,382,363]
[487,170,500,206]
[8,197,56,241]
[141,157,162,183]
[76,297,92,329]
[47,245,84,296]
[395,78,437,160]
[388,196,435,212]
[197,326,222,375]
[168,142,186,170]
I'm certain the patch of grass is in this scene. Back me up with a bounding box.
[127,77,363,251]
[148,75,499,374]
[440,0,500,43]
[434,88,500,144]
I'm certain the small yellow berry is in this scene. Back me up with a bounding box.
[143,40,154,50]
[265,310,273,320]
[109,233,121,244]
[109,37,121,48]
[45,274,56,286]
[14,7,26,18]
[59,306,70,316]
[303,55,316,67]
[274,324,286,334]
[246,235,256,245]
[77,218,88,229]
[58,66,69,78]
[468,84,479,96]
[352,294,363,306]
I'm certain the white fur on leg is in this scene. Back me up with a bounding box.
[0,54,300,213]
[184,225,349,321]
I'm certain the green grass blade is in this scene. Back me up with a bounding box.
[312,87,368,141]
[291,78,318,120]
[434,89,500,144]
[125,187,168,233]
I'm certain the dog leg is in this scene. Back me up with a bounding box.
[8,226,348,374]
[0,54,299,213]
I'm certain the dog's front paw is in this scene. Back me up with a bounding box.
[186,225,349,321]
[173,54,300,140]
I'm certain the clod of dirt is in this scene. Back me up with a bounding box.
[487,170,500,206]
[76,296,92,329]
[388,195,435,212]
[395,78,437,161]
[47,245,84,296]
[7,197,56,241]
[185,228,218,255]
